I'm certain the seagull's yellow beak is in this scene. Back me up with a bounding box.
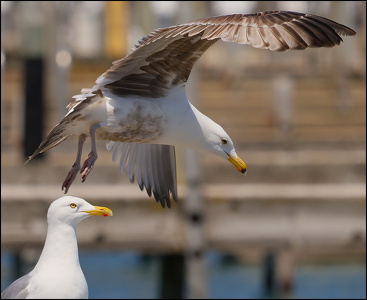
[84,206,113,217]
[227,153,247,174]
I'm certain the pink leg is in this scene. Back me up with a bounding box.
[62,134,87,193]
[80,124,100,182]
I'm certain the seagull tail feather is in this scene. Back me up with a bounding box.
[25,124,70,165]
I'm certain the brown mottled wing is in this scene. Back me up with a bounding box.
[106,141,177,208]
[94,11,355,98]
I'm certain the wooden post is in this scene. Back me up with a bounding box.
[44,2,72,123]
[156,2,207,298]
[328,1,354,112]
[179,2,208,299]
[262,249,277,297]
[183,149,207,299]
[159,254,185,299]
[13,252,23,281]
[262,247,295,298]
[24,58,44,160]
[1,49,4,142]
[19,2,45,160]
[104,1,129,59]
[276,248,294,297]
[271,75,293,145]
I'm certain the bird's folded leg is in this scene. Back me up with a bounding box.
[80,124,100,182]
[62,134,87,193]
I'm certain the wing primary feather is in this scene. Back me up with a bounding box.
[106,140,114,151]
[144,145,153,198]
[165,145,178,202]
[112,142,123,162]
[127,144,137,183]
[150,145,165,208]
[135,145,144,191]
[296,18,339,45]
[156,145,171,208]
[140,145,151,195]
[119,144,130,174]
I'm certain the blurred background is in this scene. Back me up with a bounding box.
[1,1,366,299]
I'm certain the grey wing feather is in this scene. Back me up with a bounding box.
[93,11,355,98]
[106,142,177,208]
[1,273,31,299]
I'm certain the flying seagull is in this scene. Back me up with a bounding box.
[1,196,112,299]
[25,11,356,208]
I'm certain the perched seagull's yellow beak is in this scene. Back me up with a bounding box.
[227,153,247,174]
[84,206,113,217]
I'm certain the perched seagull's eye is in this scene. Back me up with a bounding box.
[70,203,77,208]
[221,138,228,145]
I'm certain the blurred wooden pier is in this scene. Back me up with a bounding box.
[1,182,366,259]
[1,34,366,300]
[1,2,365,297]
[1,59,366,262]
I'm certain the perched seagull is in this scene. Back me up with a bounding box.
[1,196,113,299]
[25,11,356,208]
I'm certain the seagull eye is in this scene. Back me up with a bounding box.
[221,138,228,145]
[70,203,77,208]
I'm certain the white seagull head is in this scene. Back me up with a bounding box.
[198,119,247,173]
[47,196,113,228]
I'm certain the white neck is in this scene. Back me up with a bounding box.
[34,222,80,272]
[157,87,217,153]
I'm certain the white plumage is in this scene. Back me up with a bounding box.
[1,196,113,299]
[26,11,355,207]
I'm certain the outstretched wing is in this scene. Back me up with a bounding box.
[93,11,356,98]
[106,141,177,208]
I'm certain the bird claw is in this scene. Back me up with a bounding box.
[80,152,98,182]
[62,163,80,193]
